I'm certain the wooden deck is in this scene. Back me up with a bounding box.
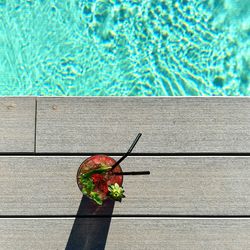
[1,97,250,249]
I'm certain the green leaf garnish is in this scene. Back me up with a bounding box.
[80,176,103,205]
[81,187,88,195]
[90,191,103,205]
[82,164,111,179]
[80,175,94,193]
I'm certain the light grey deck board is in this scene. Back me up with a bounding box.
[36,97,250,153]
[1,156,250,215]
[0,98,35,152]
[0,219,249,249]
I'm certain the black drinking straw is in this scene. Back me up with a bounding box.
[114,171,150,175]
[111,133,142,171]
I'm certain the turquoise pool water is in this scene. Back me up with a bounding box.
[0,0,249,96]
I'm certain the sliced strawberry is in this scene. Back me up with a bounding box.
[91,173,104,183]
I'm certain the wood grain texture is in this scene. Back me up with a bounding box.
[1,156,250,215]
[0,98,35,152]
[0,219,249,249]
[36,97,250,153]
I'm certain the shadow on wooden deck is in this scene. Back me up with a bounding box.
[65,196,114,250]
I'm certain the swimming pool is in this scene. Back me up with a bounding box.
[0,0,249,96]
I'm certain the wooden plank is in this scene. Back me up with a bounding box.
[0,97,35,152]
[36,97,250,153]
[0,219,249,249]
[1,156,250,215]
